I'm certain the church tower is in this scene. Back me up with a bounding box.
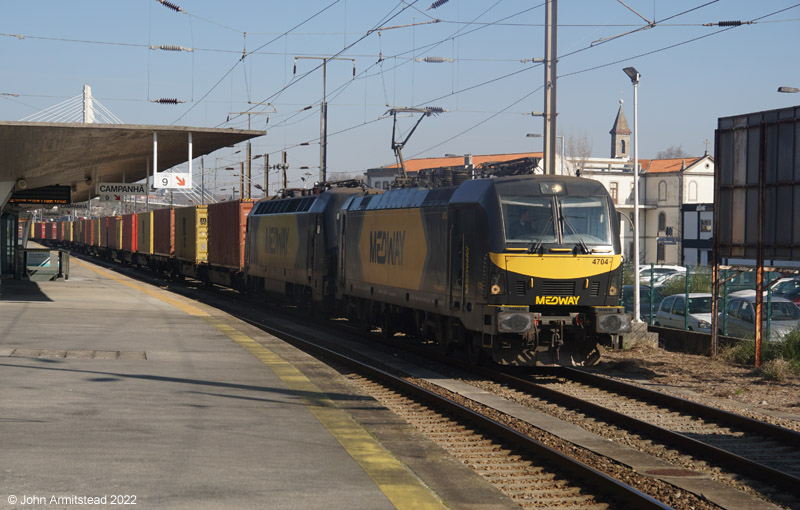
[610,100,631,158]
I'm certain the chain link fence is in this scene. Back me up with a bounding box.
[620,262,790,337]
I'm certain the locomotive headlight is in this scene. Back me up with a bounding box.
[497,312,534,333]
[608,273,620,297]
[490,271,504,295]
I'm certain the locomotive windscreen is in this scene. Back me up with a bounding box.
[501,194,612,247]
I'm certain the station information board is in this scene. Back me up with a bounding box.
[9,185,71,206]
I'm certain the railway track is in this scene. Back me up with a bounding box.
[475,366,800,497]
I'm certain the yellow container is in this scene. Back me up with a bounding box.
[174,205,208,263]
[136,210,153,254]
[116,217,123,250]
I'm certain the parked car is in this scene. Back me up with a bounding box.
[719,294,800,341]
[772,277,800,299]
[621,285,664,322]
[653,293,713,332]
[775,287,800,307]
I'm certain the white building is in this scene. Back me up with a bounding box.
[576,101,715,265]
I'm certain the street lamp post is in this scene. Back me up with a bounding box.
[623,66,641,323]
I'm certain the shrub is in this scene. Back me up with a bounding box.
[658,271,713,296]
[720,332,800,377]
[760,359,794,382]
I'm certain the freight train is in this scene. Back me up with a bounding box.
[35,173,630,366]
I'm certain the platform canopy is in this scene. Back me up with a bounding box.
[0,121,264,204]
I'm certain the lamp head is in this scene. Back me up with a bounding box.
[623,67,640,83]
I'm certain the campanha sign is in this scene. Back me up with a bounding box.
[96,183,147,195]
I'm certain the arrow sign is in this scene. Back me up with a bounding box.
[153,172,192,189]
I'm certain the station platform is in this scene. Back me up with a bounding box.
[0,256,516,509]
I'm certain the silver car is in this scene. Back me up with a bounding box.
[653,293,713,332]
[719,295,800,341]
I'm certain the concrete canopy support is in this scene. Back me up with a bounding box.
[0,181,15,212]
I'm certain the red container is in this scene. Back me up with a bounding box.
[47,222,56,240]
[58,222,65,241]
[122,213,137,252]
[208,199,255,270]
[152,208,175,256]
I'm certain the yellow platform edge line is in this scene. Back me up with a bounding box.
[74,258,444,509]
[204,317,446,510]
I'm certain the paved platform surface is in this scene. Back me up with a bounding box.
[0,257,516,510]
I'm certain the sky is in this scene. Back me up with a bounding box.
[2,0,799,192]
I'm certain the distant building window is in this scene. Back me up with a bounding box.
[688,181,698,202]
[620,139,626,154]
[658,180,667,202]
[658,212,666,231]
[701,219,712,232]
[609,182,618,204]
[657,242,665,262]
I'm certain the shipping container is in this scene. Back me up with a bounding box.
[122,213,137,253]
[208,199,255,269]
[152,208,175,256]
[107,216,123,250]
[100,217,110,248]
[136,211,153,254]
[174,205,208,263]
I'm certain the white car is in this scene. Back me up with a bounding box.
[638,265,686,285]
[654,293,713,332]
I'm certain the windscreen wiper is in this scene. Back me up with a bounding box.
[528,216,555,254]
[559,205,591,254]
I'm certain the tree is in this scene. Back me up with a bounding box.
[564,132,593,176]
[655,145,689,159]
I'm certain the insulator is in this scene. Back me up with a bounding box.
[157,0,182,13]
[152,98,182,104]
[717,20,742,27]
[150,44,192,52]
[425,106,446,115]
[427,0,449,10]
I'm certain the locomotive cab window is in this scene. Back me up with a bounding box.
[501,197,556,244]
[558,196,612,246]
